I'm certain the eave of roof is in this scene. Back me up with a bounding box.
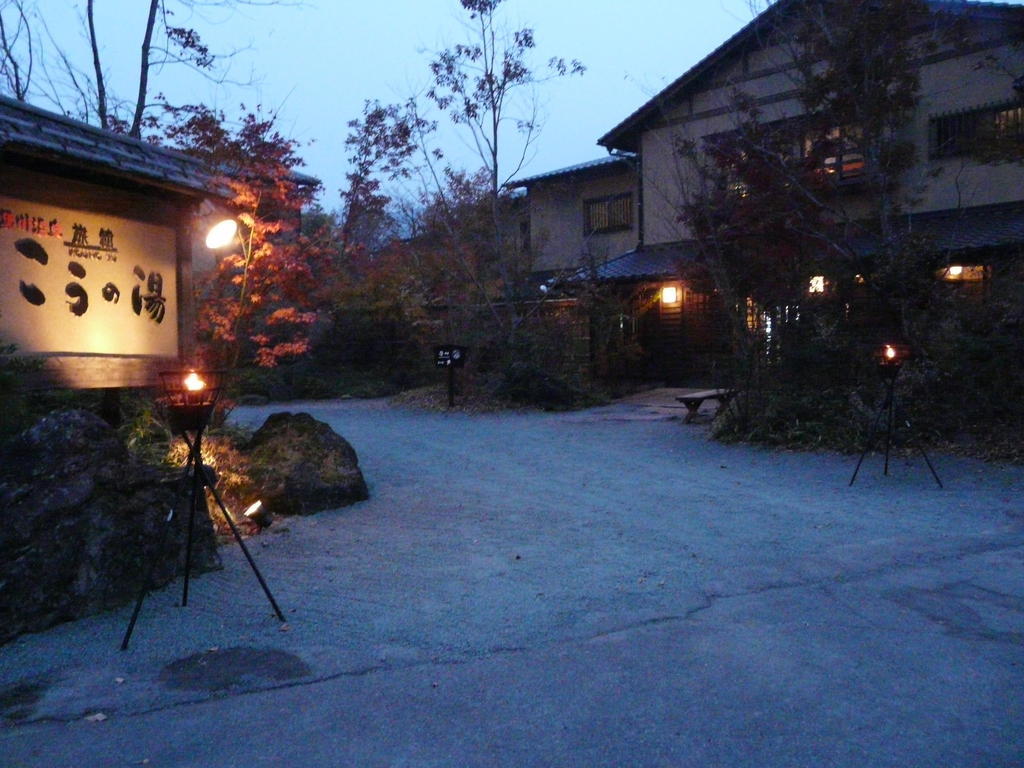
[566,201,1024,284]
[890,200,1024,254]
[598,0,1024,153]
[571,241,699,283]
[0,96,220,198]
[511,154,634,187]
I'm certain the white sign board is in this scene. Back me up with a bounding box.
[0,194,178,357]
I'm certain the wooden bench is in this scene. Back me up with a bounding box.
[676,388,737,423]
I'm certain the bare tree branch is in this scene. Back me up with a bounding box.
[0,0,33,100]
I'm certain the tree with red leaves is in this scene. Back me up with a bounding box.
[164,104,329,369]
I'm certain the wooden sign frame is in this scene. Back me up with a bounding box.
[0,163,196,390]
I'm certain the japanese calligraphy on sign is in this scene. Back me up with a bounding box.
[0,194,178,357]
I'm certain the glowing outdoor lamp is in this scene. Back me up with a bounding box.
[850,341,942,488]
[243,500,272,529]
[661,285,679,304]
[875,343,906,378]
[205,218,239,249]
[121,366,286,650]
[183,370,206,396]
[159,369,223,428]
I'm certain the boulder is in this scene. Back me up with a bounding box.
[241,412,368,517]
[0,410,220,645]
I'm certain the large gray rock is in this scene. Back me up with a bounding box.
[0,410,220,645]
[242,412,368,516]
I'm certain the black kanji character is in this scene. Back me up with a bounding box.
[71,223,89,247]
[65,283,88,316]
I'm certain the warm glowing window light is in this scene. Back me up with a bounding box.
[940,264,987,282]
[661,285,679,304]
[884,344,897,361]
[808,275,826,294]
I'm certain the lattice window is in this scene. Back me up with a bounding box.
[930,102,1024,158]
[584,193,632,234]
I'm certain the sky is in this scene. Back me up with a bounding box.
[29,0,921,207]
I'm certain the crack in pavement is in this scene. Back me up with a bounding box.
[5,537,1024,731]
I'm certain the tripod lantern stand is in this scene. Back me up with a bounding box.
[848,344,943,489]
[121,370,286,650]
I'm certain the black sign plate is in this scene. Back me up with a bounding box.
[435,344,467,368]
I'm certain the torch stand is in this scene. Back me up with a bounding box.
[848,364,943,488]
[121,377,286,650]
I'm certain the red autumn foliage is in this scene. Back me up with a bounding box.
[163,104,332,368]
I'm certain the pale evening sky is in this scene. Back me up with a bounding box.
[37,0,1021,206]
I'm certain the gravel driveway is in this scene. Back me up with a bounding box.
[2,392,1022,767]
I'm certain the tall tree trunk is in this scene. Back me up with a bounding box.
[130,0,160,138]
[87,0,107,129]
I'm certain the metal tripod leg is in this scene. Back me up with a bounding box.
[849,392,888,486]
[201,465,286,622]
[916,444,944,489]
[849,376,943,489]
[121,426,286,650]
[181,427,204,608]
[882,380,896,476]
[121,450,195,651]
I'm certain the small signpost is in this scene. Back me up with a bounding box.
[434,344,467,408]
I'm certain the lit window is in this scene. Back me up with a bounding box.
[938,265,987,282]
[745,296,763,331]
[805,127,864,181]
[661,285,679,304]
[808,275,826,294]
[584,193,632,235]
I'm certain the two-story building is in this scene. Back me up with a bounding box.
[515,0,1024,385]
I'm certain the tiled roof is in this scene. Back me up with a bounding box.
[512,155,634,187]
[0,95,219,196]
[900,201,1024,252]
[598,0,1024,152]
[572,241,700,282]
[565,202,1024,285]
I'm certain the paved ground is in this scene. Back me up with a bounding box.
[1,391,1023,767]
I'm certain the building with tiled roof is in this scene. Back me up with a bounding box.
[513,0,1024,384]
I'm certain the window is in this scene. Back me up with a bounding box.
[584,193,632,235]
[937,264,988,282]
[929,102,1024,158]
[804,127,864,181]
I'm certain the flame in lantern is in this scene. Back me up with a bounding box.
[183,372,206,392]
